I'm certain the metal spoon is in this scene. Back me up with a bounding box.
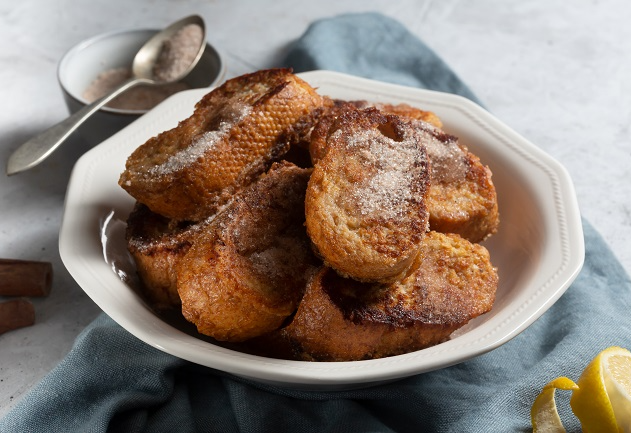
[6,15,206,176]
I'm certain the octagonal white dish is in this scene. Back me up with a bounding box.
[59,70,584,389]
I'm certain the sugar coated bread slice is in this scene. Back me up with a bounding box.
[310,103,499,243]
[176,162,319,342]
[423,131,499,242]
[125,202,218,311]
[119,68,324,221]
[305,108,431,283]
[281,231,498,361]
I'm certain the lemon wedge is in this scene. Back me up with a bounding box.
[571,346,631,432]
[531,346,631,433]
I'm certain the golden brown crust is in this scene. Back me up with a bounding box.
[279,96,337,151]
[176,162,320,342]
[119,68,325,221]
[126,202,213,311]
[395,118,499,243]
[426,147,499,243]
[305,108,431,283]
[281,231,498,361]
[345,100,443,128]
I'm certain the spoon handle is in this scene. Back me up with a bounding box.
[6,77,148,175]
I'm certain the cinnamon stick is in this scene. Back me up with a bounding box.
[0,298,35,334]
[0,258,53,297]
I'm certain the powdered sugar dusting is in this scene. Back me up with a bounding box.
[341,128,425,220]
[149,102,252,176]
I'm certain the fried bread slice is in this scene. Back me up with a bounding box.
[281,231,498,361]
[126,202,215,311]
[119,68,325,221]
[426,139,499,243]
[176,161,319,342]
[310,103,499,243]
[305,108,431,283]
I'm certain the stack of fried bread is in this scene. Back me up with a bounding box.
[120,68,499,361]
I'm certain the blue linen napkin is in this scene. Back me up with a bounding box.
[2,12,631,433]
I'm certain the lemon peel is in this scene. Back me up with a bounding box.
[531,377,578,433]
[531,346,631,433]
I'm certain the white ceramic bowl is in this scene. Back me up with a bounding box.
[57,28,225,146]
[59,70,584,390]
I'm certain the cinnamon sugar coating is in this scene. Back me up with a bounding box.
[176,162,319,342]
[305,108,431,283]
[119,68,325,221]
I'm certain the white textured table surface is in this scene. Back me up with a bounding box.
[1,0,630,417]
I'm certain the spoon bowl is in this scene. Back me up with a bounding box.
[132,15,206,83]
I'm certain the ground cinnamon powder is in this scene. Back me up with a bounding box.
[82,23,203,111]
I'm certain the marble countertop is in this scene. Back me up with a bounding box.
[1,0,630,417]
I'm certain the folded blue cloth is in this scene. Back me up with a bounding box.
[3,12,630,433]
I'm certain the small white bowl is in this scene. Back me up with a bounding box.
[57,28,225,146]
